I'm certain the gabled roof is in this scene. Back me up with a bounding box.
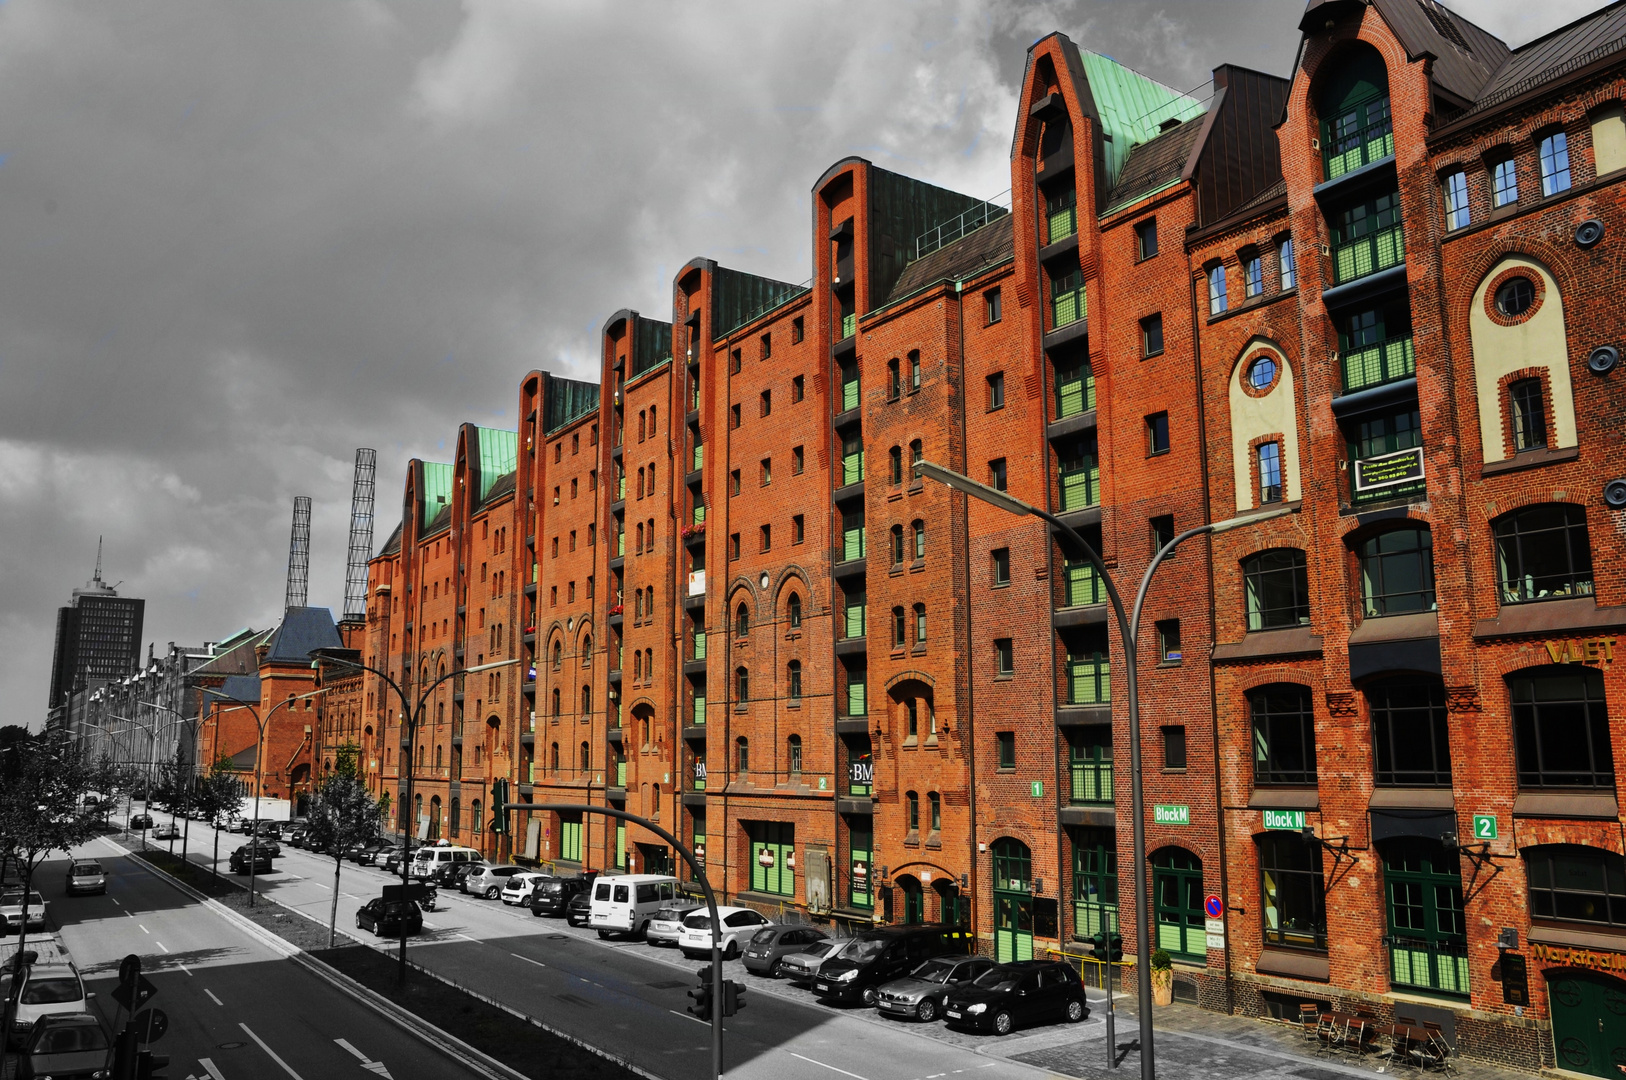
[1107,116,1205,211]
[1467,1,1626,117]
[190,630,270,678]
[378,521,402,556]
[420,462,453,529]
[264,607,343,665]
[218,673,261,705]
[225,743,258,770]
[1079,51,1208,186]
[474,427,518,504]
[482,471,516,505]
[886,213,1013,303]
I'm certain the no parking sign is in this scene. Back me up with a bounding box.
[1204,895,1224,919]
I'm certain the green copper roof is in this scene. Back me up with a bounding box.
[476,427,518,503]
[1080,51,1206,187]
[421,462,453,529]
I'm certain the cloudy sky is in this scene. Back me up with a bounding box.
[1,0,1598,726]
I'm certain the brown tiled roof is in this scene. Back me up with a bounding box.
[886,213,1013,303]
[378,521,402,556]
[1108,117,1204,210]
[480,471,516,508]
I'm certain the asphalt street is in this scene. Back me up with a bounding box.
[136,812,1089,1080]
[18,832,494,1080]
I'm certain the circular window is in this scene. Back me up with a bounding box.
[1247,355,1278,390]
[1494,277,1535,318]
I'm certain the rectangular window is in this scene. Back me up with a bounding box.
[1045,185,1077,244]
[730,348,742,374]
[1333,192,1405,284]
[560,817,583,862]
[760,333,771,360]
[1243,253,1263,298]
[1279,236,1296,290]
[730,403,741,429]
[1146,412,1170,455]
[1067,727,1112,804]
[749,822,794,897]
[1258,441,1283,503]
[1492,158,1518,207]
[1141,313,1164,357]
[992,547,1010,587]
[846,662,867,716]
[730,469,741,496]
[1540,131,1572,196]
[844,591,866,639]
[996,731,1016,769]
[792,375,804,402]
[1207,263,1228,315]
[1150,514,1175,554]
[760,525,771,552]
[729,533,740,561]
[792,445,804,474]
[1251,685,1317,786]
[1157,619,1182,665]
[986,287,1002,324]
[987,372,1005,410]
[792,316,804,344]
[1162,725,1187,769]
[1259,834,1327,949]
[1510,378,1548,451]
[760,458,771,486]
[792,514,804,545]
[989,458,1008,491]
[760,390,771,417]
[1135,218,1158,260]
[1050,265,1085,329]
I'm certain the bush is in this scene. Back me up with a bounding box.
[1150,948,1172,971]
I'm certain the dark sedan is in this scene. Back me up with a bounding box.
[439,860,486,890]
[347,839,392,864]
[228,844,275,875]
[355,897,423,937]
[564,890,592,927]
[20,1012,111,1079]
[531,875,595,916]
[942,960,1088,1035]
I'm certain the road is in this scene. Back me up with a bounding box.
[124,812,1091,1080]
[16,832,495,1080]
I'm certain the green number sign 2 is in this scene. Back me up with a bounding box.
[1472,814,1498,840]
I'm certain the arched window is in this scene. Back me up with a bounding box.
[471,799,482,834]
[991,837,1031,891]
[787,660,802,701]
[735,603,750,637]
[581,634,593,666]
[1151,847,1205,959]
[434,744,443,769]
[450,797,461,837]
[787,734,802,776]
[428,796,442,839]
[736,736,749,774]
[913,603,926,643]
[890,525,904,567]
[551,687,561,717]
[1250,684,1316,785]
[889,446,903,484]
[887,358,901,398]
[909,350,921,391]
[1493,504,1593,603]
[1510,667,1613,789]
[892,607,907,648]
[550,742,560,771]
[736,666,750,703]
[1525,845,1626,927]
[1316,43,1391,181]
[913,520,926,560]
[928,792,941,832]
[910,440,923,467]
[579,741,590,772]
[787,594,802,629]
[552,641,563,669]
[436,701,444,725]
[1359,528,1435,616]
[1242,549,1310,630]
[581,685,592,715]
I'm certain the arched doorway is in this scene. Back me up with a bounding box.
[1547,970,1626,1077]
[1152,847,1204,961]
[991,838,1034,961]
[428,795,442,840]
[897,875,924,924]
[934,878,967,926]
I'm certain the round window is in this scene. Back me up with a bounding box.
[1494,276,1534,318]
[1247,355,1278,390]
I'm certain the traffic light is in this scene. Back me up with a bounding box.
[135,1050,170,1079]
[686,969,713,1020]
[1092,932,1124,963]
[721,979,746,1017]
[490,779,508,833]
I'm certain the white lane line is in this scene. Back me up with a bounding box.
[177,963,193,976]
[456,933,480,944]
[139,924,150,934]
[125,910,134,918]
[205,989,224,1006]
[789,1052,870,1080]
[342,892,360,900]
[157,941,170,953]
[199,1058,226,1080]
[111,897,121,906]
[510,953,546,968]
[335,1038,369,1061]
[240,1022,305,1079]
[670,1009,708,1025]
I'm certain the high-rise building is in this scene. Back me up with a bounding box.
[47,549,145,717]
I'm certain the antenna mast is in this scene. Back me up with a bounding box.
[285,496,311,610]
[343,449,377,621]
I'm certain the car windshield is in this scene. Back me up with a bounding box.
[35,1021,107,1053]
[683,913,711,930]
[844,939,888,963]
[22,977,82,1004]
[971,968,1020,992]
[911,958,958,983]
[72,863,103,875]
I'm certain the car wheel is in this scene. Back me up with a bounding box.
[597,930,611,939]
[861,984,880,1007]
[484,886,499,900]
[771,960,786,979]
[1066,999,1085,1023]
[724,940,740,961]
[992,1011,1014,1036]
[916,998,938,1023]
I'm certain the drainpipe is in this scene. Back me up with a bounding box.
[953,278,981,944]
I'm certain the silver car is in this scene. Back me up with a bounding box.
[66,860,107,896]
[779,938,845,986]
[464,864,527,900]
[0,889,48,933]
[644,902,704,946]
[876,954,998,1022]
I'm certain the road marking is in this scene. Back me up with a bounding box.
[205,989,224,1006]
[789,1052,870,1080]
[157,941,170,953]
[177,963,193,976]
[456,933,480,944]
[240,1023,305,1079]
[670,1009,708,1025]
[140,924,150,934]
[342,892,360,900]
[511,953,546,968]
[335,1038,394,1078]
[125,910,135,918]
[111,897,121,906]
[199,1058,226,1080]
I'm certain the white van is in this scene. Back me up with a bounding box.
[409,845,481,881]
[588,874,681,938]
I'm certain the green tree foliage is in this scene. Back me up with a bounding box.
[0,738,102,956]
[304,768,382,946]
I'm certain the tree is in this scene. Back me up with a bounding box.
[191,757,244,879]
[303,750,381,947]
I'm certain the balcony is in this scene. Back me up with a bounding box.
[1062,561,1105,607]
[1055,365,1095,419]
[840,452,864,488]
[1342,335,1415,394]
[1069,757,1113,805]
[1387,936,1469,999]
[1051,284,1086,333]
[840,313,856,340]
[1323,104,1393,182]
[1332,222,1404,286]
[1058,461,1100,512]
[1046,203,1077,246]
[840,377,861,413]
[693,632,707,662]
[1066,656,1110,706]
[692,445,704,472]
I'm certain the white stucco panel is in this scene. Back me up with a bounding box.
[1468,257,1576,464]
[1229,339,1301,512]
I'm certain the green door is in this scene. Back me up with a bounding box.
[992,838,1034,962]
[1152,848,1205,961]
[1549,971,1626,1077]
[1382,839,1469,998]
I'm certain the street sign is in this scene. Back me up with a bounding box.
[1205,919,1225,934]
[119,954,141,986]
[1473,813,1498,840]
[112,973,158,1012]
[1205,934,1225,950]
[1263,809,1306,830]
[1031,781,1044,799]
[132,1007,169,1043]
[382,883,428,904]
[1204,895,1224,919]
[1153,804,1189,825]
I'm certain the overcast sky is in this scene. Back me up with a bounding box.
[1,0,1598,727]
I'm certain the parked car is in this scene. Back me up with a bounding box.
[942,960,1087,1035]
[742,925,831,976]
[500,872,550,906]
[530,875,595,917]
[229,816,253,834]
[564,891,592,927]
[228,844,274,875]
[347,838,391,864]
[128,814,154,831]
[355,897,423,937]
[380,844,418,874]
[779,938,844,986]
[65,860,107,897]
[813,924,972,1006]
[0,890,48,934]
[644,901,705,946]
[0,964,93,1042]
[465,864,528,900]
[18,1011,110,1077]
[876,954,999,1022]
[438,859,486,890]
[589,875,681,938]
[284,824,308,847]
[676,906,771,960]
[408,845,481,881]
[152,823,181,840]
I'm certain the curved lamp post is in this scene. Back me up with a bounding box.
[138,700,200,859]
[104,714,161,847]
[915,459,1294,1080]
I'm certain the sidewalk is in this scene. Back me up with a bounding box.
[977,998,1532,1080]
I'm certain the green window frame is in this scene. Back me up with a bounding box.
[846,664,867,717]
[992,837,1032,892]
[1046,184,1077,244]
[849,824,873,908]
[1050,265,1086,330]
[844,591,866,639]
[1066,636,1110,706]
[1073,828,1118,942]
[1383,839,1469,998]
[692,686,706,725]
[840,363,860,411]
[1332,192,1405,285]
[1348,405,1424,503]
[842,510,866,561]
[1064,560,1104,606]
[616,822,626,869]
[1067,727,1113,804]
[750,822,795,897]
[842,433,865,486]
[1059,435,1100,512]
[1055,362,1096,419]
[560,817,583,862]
[1152,848,1205,961]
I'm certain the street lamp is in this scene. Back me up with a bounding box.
[138,700,200,859]
[105,714,161,847]
[915,459,1294,1080]
[310,651,519,987]
[201,686,326,906]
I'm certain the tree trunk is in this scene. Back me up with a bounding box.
[212,825,220,880]
[329,857,342,949]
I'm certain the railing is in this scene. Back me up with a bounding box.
[692,503,705,524]
[841,376,860,412]
[1069,758,1113,803]
[1387,936,1470,998]
[692,697,705,725]
[617,475,628,499]
[1056,365,1095,419]
[1047,204,1077,245]
[843,527,866,561]
[615,760,626,787]
[690,385,700,410]
[1066,657,1110,705]
[1333,222,1405,284]
[1325,101,1394,179]
[1047,947,1128,993]
[1343,334,1415,392]
[692,444,703,471]
[616,532,624,557]
[1064,561,1104,607]
[847,684,867,716]
[844,605,866,639]
[1059,461,1100,511]
[692,766,705,792]
[840,313,856,340]
[915,194,1010,259]
[842,451,864,486]
[1052,284,1086,330]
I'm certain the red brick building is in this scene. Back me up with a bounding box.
[350,5,1626,1071]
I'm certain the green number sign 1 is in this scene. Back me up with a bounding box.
[1472,814,1498,840]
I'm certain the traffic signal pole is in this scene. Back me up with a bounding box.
[507,803,726,1079]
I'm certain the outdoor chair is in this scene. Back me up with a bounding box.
[1298,1003,1322,1047]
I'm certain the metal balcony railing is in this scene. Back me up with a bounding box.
[693,632,706,661]
[1047,205,1077,245]
[1066,657,1110,705]
[1069,758,1113,804]
[1333,223,1405,285]
[1064,562,1105,607]
[1059,462,1100,512]
[842,451,864,487]
[1056,365,1095,419]
[1343,334,1415,392]
[1387,936,1470,998]
[1324,100,1394,179]
[1052,285,1086,330]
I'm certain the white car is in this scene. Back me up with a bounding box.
[676,906,771,960]
[500,872,550,906]
[0,964,93,1038]
[0,889,48,934]
[645,901,704,946]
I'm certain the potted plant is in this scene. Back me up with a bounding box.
[1150,948,1174,1006]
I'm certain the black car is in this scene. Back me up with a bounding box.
[813,924,973,1006]
[380,844,419,874]
[564,890,592,927]
[348,839,392,864]
[942,960,1088,1035]
[355,897,423,937]
[529,874,595,916]
[228,843,275,875]
[439,859,486,890]
[129,814,154,831]
[285,825,309,848]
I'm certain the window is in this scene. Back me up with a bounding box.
[1046,184,1077,242]
[792,514,804,545]
[1258,833,1326,949]
[1150,515,1174,554]
[1278,236,1296,290]
[792,375,804,402]
[1157,619,1182,664]
[996,731,1016,769]
[1243,252,1263,298]
[1359,528,1435,616]
[1050,265,1085,328]
[735,736,749,772]
[989,458,1007,491]
[787,662,802,702]
[905,792,919,833]
[992,547,1010,586]
[787,594,802,629]
[1135,218,1158,260]
[987,372,1005,410]
[760,458,771,486]
[986,287,1002,324]
[730,349,741,374]
[729,533,740,561]
[913,520,925,561]
[735,667,750,705]
[734,604,749,638]
[760,525,771,552]
[1145,413,1169,455]
[845,591,866,639]
[1491,157,1518,207]
[1073,828,1118,941]
[1493,275,1533,318]
[1539,130,1571,196]
[1207,264,1228,315]
[1243,549,1311,630]
[890,525,904,568]
[994,638,1014,676]
[730,403,741,429]
[891,606,906,649]
[1257,442,1283,504]
[1369,679,1451,787]
[1510,378,1547,451]
[909,351,921,392]
[760,390,771,417]
[1527,846,1626,927]
[1248,354,1277,391]
[929,792,941,832]
[1141,313,1164,357]
[1153,848,1205,959]
[887,358,901,399]
[792,445,804,475]
[792,316,804,344]
[913,603,926,645]
[730,470,741,496]
[760,333,771,360]
[788,734,802,774]
[1512,667,1613,789]
[1493,504,1593,603]
[1162,725,1187,769]
[888,447,902,485]
[1250,684,1317,786]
